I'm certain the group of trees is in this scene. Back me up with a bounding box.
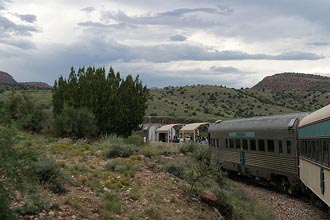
[52,66,149,137]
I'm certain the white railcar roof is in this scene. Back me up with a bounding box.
[209,113,306,132]
[299,104,330,127]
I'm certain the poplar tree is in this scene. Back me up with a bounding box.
[52,66,149,137]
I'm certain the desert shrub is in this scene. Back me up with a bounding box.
[53,106,98,139]
[179,142,197,154]
[20,108,45,133]
[165,163,185,179]
[104,144,134,158]
[144,207,163,220]
[103,192,122,218]
[126,134,144,146]
[33,156,61,183]
[105,159,137,177]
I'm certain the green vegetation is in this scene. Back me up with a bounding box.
[147,85,329,121]
[52,66,149,137]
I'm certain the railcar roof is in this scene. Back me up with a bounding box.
[209,113,306,132]
[299,104,330,127]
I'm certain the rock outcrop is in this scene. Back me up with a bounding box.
[253,72,330,91]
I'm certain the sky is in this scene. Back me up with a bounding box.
[1,0,330,88]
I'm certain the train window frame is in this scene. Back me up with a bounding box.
[235,139,241,149]
[317,140,322,163]
[323,140,329,167]
[258,140,265,152]
[242,139,248,150]
[229,139,234,148]
[267,140,275,153]
[278,140,283,154]
[250,139,256,151]
[286,140,292,155]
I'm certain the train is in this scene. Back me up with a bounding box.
[208,104,330,208]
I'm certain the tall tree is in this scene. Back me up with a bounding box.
[52,66,149,137]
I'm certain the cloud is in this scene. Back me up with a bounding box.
[0,38,35,49]
[81,6,96,13]
[0,16,38,36]
[309,42,330,46]
[210,66,241,73]
[169,34,187,42]
[102,5,232,27]
[15,14,37,23]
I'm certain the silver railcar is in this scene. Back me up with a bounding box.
[209,113,306,192]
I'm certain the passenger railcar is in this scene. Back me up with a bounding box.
[298,105,330,207]
[209,113,306,193]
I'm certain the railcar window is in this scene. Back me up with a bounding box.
[287,140,292,155]
[317,141,322,162]
[217,139,220,148]
[300,141,305,156]
[242,139,248,150]
[323,141,329,166]
[278,140,283,154]
[235,139,241,149]
[250,140,256,151]
[258,140,265,151]
[225,139,228,148]
[307,141,312,158]
[229,139,234,148]
[267,140,275,152]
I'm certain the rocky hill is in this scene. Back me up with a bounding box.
[253,72,330,91]
[0,71,51,89]
[21,82,51,89]
[0,71,17,84]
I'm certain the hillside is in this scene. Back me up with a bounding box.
[0,71,51,90]
[21,82,52,89]
[0,71,17,84]
[253,72,330,91]
[146,85,330,121]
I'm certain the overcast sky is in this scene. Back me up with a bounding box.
[1,0,330,88]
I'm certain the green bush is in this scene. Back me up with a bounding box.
[165,163,185,179]
[33,156,61,183]
[104,144,134,158]
[53,106,98,138]
[126,134,144,146]
[103,192,122,218]
[105,159,137,177]
[179,142,197,154]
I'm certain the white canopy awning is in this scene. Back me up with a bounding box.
[180,122,209,133]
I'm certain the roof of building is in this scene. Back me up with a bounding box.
[180,122,209,133]
[156,124,182,132]
[299,104,330,127]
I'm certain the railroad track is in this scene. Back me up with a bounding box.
[230,176,330,220]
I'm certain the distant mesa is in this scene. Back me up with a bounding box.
[0,71,51,89]
[20,82,51,89]
[0,71,17,84]
[253,72,330,92]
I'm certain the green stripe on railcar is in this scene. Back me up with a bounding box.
[299,120,330,138]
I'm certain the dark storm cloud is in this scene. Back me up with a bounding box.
[15,14,37,23]
[169,34,187,42]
